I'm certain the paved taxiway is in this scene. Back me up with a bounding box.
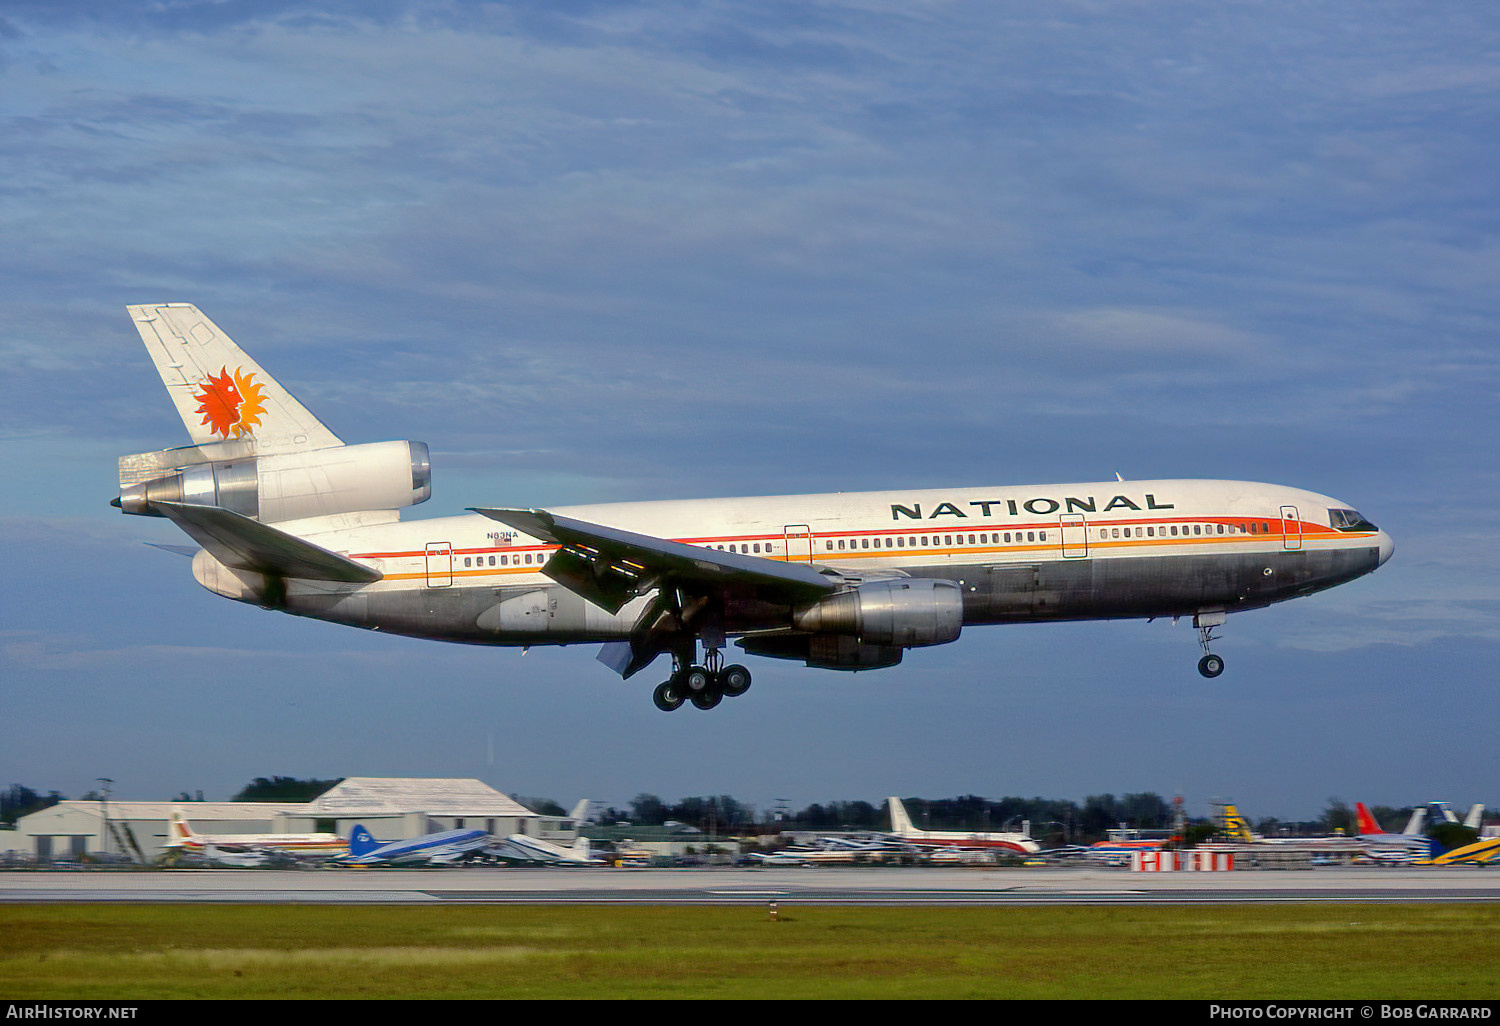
[3,865,1497,906]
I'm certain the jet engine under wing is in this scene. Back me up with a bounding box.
[154,500,383,583]
[470,507,839,612]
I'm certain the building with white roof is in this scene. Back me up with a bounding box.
[10,801,305,863]
[8,778,579,864]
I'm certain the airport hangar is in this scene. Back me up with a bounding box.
[8,778,584,863]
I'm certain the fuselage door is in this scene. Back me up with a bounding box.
[1059,514,1089,558]
[425,542,453,588]
[784,524,813,564]
[1279,506,1302,551]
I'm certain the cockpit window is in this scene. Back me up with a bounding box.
[1329,508,1378,532]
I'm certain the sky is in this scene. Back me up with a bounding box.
[2,1,1498,825]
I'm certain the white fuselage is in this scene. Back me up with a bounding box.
[188,478,1390,655]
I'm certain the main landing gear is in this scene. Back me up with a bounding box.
[1194,610,1226,678]
[652,650,752,712]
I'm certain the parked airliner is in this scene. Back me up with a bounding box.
[165,810,346,857]
[886,796,1040,854]
[115,305,1393,711]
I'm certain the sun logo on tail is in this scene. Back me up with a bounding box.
[193,367,267,439]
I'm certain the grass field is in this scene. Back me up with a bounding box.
[2,903,1497,999]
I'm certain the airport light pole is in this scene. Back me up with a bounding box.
[97,778,113,858]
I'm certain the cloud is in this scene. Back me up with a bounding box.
[2,2,1499,814]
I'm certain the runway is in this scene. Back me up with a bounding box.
[4,864,1498,906]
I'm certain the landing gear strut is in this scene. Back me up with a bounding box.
[652,645,753,712]
[1194,610,1226,678]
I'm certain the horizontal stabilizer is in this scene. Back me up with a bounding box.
[154,500,382,583]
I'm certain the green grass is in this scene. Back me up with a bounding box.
[1,903,1497,999]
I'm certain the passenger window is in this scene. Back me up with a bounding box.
[1027,531,1035,542]
[1148,527,1155,537]
[862,538,870,549]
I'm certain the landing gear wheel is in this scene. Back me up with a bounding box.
[653,681,686,712]
[690,687,723,710]
[683,666,712,693]
[719,664,752,697]
[1198,654,1225,678]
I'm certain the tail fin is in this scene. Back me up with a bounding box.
[347,825,379,859]
[888,796,917,835]
[168,810,197,846]
[569,799,590,825]
[1463,804,1485,830]
[1218,804,1256,842]
[571,836,591,860]
[1401,808,1428,836]
[127,304,342,454]
[1355,802,1384,835]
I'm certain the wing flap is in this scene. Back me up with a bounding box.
[154,500,382,583]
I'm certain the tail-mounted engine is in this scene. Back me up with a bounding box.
[117,440,431,523]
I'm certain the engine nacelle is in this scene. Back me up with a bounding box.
[792,578,963,648]
[738,632,905,671]
[118,440,431,523]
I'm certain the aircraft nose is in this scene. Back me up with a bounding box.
[1377,531,1394,567]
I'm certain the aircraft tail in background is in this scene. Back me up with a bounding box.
[166,810,199,847]
[1215,803,1257,842]
[348,825,381,859]
[888,796,916,835]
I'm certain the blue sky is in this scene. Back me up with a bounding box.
[2,2,1497,823]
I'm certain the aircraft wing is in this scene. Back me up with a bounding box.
[155,500,383,584]
[470,507,839,612]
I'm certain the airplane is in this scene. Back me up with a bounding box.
[1211,801,1434,859]
[884,796,1041,854]
[165,810,347,857]
[184,844,277,868]
[1429,802,1487,831]
[1213,801,1362,847]
[1424,836,1500,866]
[342,825,493,866]
[1084,831,1172,865]
[114,304,1395,711]
[487,832,601,865]
[1352,802,1436,860]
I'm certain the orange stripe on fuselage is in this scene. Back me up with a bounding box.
[355,519,1375,581]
